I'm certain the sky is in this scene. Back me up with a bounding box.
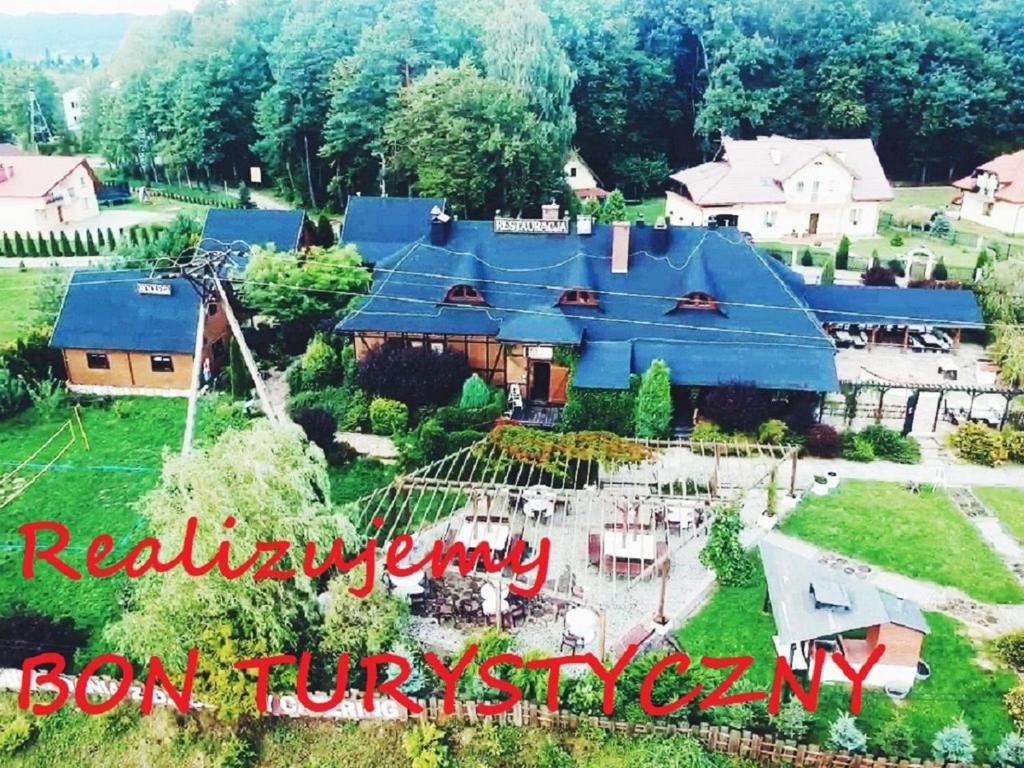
[1,0,198,13]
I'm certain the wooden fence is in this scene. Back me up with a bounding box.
[400,697,965,768]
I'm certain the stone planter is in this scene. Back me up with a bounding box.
[826,470,840,489]
[811,477,830,496]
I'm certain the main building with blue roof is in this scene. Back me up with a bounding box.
[336,198,983,406]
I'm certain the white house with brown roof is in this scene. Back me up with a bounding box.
[953,150,1024,235]
[564,150,609,201]
[665,136,893,240]
[0,154,99,232]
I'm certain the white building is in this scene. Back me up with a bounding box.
[665,136,893,240]
[62,88,85,133]
[0,155,99,232]
[953,150,1024,235]
[564,150,608,201]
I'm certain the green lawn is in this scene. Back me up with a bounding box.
[885,187,959,218]
[976,487,1024,543]
[624,196,666,224]
[0,269,67,344]
[327,457,397,506]
[782,481,1024,604]
[0,399,185,659]
[677,562,1016,757]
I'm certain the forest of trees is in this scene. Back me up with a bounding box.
[1,0,1022,216]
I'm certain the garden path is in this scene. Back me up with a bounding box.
[796,455,1024,489]
[947,487,1024,586]
[756,530,1024,639]
[337,431,398,461]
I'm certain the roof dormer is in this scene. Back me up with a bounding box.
[676,291,718,311]
[445,284,485,305]
[559,288,599,307]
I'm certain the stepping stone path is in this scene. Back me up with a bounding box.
[947,486,1024,584]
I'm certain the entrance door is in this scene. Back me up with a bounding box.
[808,212,819,234]
[529,361,551,401]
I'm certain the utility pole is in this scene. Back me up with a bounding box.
[28,90,53,148]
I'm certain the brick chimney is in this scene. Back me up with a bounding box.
[429,205,451,246]
[611,221,630,274]
[541,201,560,221]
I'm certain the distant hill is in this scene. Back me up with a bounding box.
[0,14,152,62]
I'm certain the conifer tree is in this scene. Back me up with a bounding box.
[37,232,49,258]
[13,232,24,257]
[59,231,72,256]
[73,230,85,256]
[49,232,60,257]
[97,229,106,249]
[2,232,12,257]
[25,234,38,258]
[106,228,117,250]
[85,229,98,256]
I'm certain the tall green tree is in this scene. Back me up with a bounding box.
[386,61,565,217]
[635,359,673,439]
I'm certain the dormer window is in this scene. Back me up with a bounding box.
[559,289,598,307]
[445,284,485,304]
[677,292,718,310]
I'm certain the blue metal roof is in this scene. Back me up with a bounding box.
[50,270,201,354]
[200,209,306,266]
[336,199,841,392]
[341,196,445,265]
[802,284,984,328]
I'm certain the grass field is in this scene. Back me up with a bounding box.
[976,487,1024,543]
[781,481,1024,604]
[0,398,184,658]
[624,197,666,223]
[676,561,1016,757]
[0,269,67,344]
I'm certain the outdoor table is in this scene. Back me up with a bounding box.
[456,521,510,551]
[524,496,555,520]
[663,502,693,528]
[564,607,598,645]
[481,596,511,616]
[388,571,426,597]
[602,530,657,561]
[479,582,511,602]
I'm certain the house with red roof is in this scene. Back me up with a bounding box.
[0,154,99,232]
[564,151,609,202]
[953,150,1024,235]
[666,136,893,240]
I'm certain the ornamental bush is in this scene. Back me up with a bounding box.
[0,370,29,420]
[294,407,338,455]
[932,719,975,764]
[828,713,868,754]
[757,419,788,445]
[858,424,921,463]
[994,732,1024,768]
[1003,430,1024,463]
[699,508,755,586]
[995,631,1024,670]
[701,384,774,433]
[800,249,814,267]
[561,380,638,436]
[0,714,36,755]
[863,264,897,286]
[459,373,492,409]
[299,335,341,391]
[951,422,1008,466]
[806,424,842,458]
[874,712,916,759]
[1005,685,1024,730]
[932,258,949,281]
[635,359,673,439]
[769,697,813,742]
[841,432,876,462]
[370,397,409,435]
[835,235,850,270]
[357,344,470,409]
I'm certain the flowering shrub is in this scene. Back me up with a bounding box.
[484,425,653,473]
[951,422,1008,466]
[370,397,409,435]
[806,424,842,458]
[357,345,470,408]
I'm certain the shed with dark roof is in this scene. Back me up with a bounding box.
[50,269,231,395]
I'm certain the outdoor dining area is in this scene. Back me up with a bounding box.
[357,436,794,656]
[826,322,956,353]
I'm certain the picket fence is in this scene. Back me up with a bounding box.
[398,696,967,768]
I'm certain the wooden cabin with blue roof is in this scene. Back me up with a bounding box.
[50,270,231,395]
[332,198,982,418]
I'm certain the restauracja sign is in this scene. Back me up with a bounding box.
[493,217,570,235]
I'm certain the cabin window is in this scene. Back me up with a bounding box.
[207,303,219,316]
[796,181,805,193]
[850,208,862,226]
[86,352,110,370]
[676,292,718,311]
[559,289,598,307]
[569,166,578,177]
[445,284,485,304]
[212,339,226,358]
[430,342,445,354]
[150,355,174,373]
[983,201,994,217]
[763,210,777,228]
